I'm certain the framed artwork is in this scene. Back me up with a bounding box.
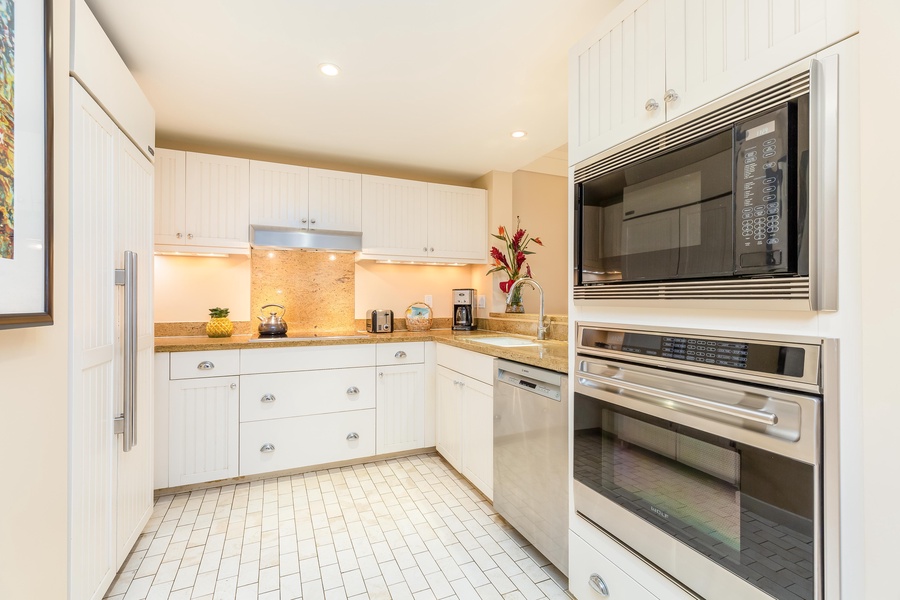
[0,0,53,328]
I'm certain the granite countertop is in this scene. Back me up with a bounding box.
[155,329,568,374]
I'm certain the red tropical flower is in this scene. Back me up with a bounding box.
[484,216,544,295]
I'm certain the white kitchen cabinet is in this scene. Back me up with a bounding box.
[168,376,240,486]
[249,161,362,233]
[238,344,377,477]
[435,365,463,472]
[376,342,427,454]
[360,175,487,264]
[248,160,309,229]
[160,349,241,487]
[361,175,429,258]
[308,168,363,232]
[435,345,495,499]
[569,0,858,165]
[427,184,488,262]
[154,149,250,253]
[460,375,494,498]
[240,409,376,476]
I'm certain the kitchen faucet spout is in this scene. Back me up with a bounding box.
[506,277,549,340]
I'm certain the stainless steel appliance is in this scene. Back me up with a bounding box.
[494,360,568,574]
[452,288,476,331]
[574,323,836,600]
[573,56,839,310]
[366,309,393,333]
[257,303,288,336]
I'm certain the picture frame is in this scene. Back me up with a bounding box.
[0,0,53,328]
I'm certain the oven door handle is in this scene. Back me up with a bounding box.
[577,371,778,427]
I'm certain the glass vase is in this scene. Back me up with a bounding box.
[506,284,524,313]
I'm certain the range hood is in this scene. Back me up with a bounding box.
[250,225,362,252]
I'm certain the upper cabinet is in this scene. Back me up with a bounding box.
[360,175,487,264]
[569,0,858,166]
[249,162,362,233]
[155,149,250,253]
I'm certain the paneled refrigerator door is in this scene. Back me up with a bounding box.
[114,130,155,564]
[69,79,154,600]
[69,78,118,600]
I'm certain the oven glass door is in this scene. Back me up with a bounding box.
[574,392,818,600]
[577,129,734,284]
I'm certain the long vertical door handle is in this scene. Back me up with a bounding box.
[122,251,138,452]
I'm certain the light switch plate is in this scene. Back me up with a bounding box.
[424,294,433,306]
[477,295,486,308]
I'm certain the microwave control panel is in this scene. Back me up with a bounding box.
[734,102,794,275]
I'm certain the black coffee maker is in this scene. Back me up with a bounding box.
[452,288,476,331]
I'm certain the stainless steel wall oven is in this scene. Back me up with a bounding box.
[574,323,836,600]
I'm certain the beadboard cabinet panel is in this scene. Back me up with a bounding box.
[249,160,309,229]
[361,175,429,257]
[427,184,488,262]
[376,364,426,454]
[183,152,250,249]
[308,168,362,232]
[153,148,186,246]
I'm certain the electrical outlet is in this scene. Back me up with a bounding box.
[477,295,486,308]
[424,294,433,306]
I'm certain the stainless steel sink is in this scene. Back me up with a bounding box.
[470,336,540,348]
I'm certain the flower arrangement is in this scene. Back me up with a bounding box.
[485,217,543,311]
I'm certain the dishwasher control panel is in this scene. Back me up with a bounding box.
[496,363,562,401]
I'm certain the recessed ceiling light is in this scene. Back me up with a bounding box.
[319,63,340,76]
[511,130,527,139]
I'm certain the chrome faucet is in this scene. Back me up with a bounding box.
[507,277,549,340]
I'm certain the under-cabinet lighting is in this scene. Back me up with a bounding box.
[374,260,465,266]
[154,251,230,258]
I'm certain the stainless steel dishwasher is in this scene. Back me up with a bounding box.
[493,359,569,575]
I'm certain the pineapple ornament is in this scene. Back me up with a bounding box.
[206,307,234,338]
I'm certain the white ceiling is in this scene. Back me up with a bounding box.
[85,0,618,182]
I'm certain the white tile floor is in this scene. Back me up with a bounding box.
[104,453,570,600]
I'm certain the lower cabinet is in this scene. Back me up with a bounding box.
[163,349,242,488]
[240,409,376,476]
[376,363,426,453]
[569,531,659,600]
[435,344,495,500]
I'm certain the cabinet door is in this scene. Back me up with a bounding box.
[665,0,830,120]
[154,148,186,245]
[376,364,426,454]
[435,366,463,471]
[460,376,494,501]
[184,152,250,248]
[426,184,488,262]
[569,0,667,165]
[169,376,239,486]
[361,175,429,258]
[249,160,309,229]
[308,168,362,232]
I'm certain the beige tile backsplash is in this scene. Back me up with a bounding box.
[250,250,356,333]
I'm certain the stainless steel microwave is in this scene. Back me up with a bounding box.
[573,58,839,311]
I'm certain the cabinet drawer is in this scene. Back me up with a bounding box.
[436,343,495,385]
[376,342,425,365]
[569,531,658,600]
[240,409,376,476]
[240,367,375,422]
[170,349,240,380]
[240,344,375,374]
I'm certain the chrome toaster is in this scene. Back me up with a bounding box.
[366,309,393,333]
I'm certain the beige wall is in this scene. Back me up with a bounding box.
[354,262,481,319]
[154,255,252,321]
[859,1,900,596]
[0,0,70,597]
[511,170,568,315]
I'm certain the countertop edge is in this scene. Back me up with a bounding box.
[154,330,568,374]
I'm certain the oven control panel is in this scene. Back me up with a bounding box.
[578,326,818,383]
